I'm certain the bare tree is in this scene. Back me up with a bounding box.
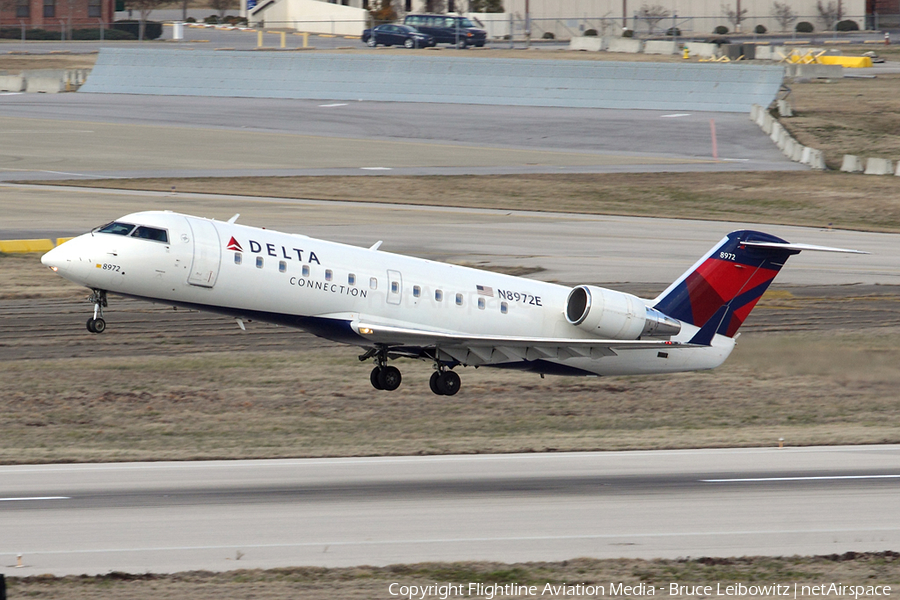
[124,0,170,40]
[209,0,237,20]
[468,0,502,12]
[368,0,396,25]
[816,0,841,30]
[771,1,797,31]
[424,0,445,13]
[637,3,669,34]
[722,3,748,32]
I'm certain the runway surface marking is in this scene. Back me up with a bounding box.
[0,496,70,502]
[14,527,900,556]
[660,113,691,118]
[318,103,348,107]
[703,475,900,483]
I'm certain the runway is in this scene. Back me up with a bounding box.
[2,447,899,575]
[0,94,802,181]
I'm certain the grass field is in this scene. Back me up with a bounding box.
[6,553,900,599]
[61,170,900,233]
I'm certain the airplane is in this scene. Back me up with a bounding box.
[40,210,864,396]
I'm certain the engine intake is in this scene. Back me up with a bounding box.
[565,285,681,339]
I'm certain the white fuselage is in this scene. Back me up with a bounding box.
[42,211,735,377]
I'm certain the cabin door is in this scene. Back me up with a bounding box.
[186,217,222,288]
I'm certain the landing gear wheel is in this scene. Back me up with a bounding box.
[429,371,444,395]
[378,366,402,391]
[436,371,460,396]
[86,318,106,334]
[370,366,384,390]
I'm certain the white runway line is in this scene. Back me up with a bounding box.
[0,496,70,502]
[702,475,900,483]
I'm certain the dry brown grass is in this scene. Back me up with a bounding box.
[2,253,899,463]
[7,553,900,599]
[0,53,98,73]
[783,72,900,169]
[54,170,900,232]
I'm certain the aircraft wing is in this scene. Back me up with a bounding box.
[352,321,690,363]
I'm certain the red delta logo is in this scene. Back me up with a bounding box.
[227,237,243,252]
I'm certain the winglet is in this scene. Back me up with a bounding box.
[689,305,729,346]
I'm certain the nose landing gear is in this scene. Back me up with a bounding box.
[86,289,108,334]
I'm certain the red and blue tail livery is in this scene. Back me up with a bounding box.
[653,230,851,338]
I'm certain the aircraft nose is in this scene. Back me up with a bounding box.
[41,243,69,272]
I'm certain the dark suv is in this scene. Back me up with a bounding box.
[403,14,487,48]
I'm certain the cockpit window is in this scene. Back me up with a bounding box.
[96,222,136,236]
[131,226,169,244]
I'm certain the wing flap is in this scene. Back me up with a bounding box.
[353,320,690,364]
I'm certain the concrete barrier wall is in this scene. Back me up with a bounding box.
[569,37,604,51]
[80,48,786,113]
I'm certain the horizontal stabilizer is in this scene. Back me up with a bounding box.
[742,241,868,254]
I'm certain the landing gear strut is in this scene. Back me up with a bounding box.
[366,347,402,391]
[86,289,108,334]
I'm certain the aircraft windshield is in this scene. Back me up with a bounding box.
[96,222,136,236]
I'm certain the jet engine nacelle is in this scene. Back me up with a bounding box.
[565,285,682,339]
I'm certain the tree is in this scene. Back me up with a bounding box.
[368,0,396,25]
[722,2,748,32]
[468,0,503,12]
[637,3,669,34]
[424,0,445,13]
[210,0,237,20]
[124,0,170,40]
[816,0,842,30]
[771,1,797,32]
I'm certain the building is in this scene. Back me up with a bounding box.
[0,0,116,30]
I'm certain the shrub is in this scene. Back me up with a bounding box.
[185,16,196,22]
[665,26,681,36]
[0,27,57,39]
[795,21,814,32]
[111,20,163,40]
[71,27,137,40]
[755,24,767,34]
[204,15,219,24]
[622,28,634,37]
[223,15,247,25]
[584,28,598,36]
[541,31,554,39]
[836,19,859,31]
[714,25,728,34]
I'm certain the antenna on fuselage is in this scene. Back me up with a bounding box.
[369,241,383,251]
[227,214,240,224]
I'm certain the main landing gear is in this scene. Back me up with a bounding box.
[362,347,461,395]
[86,289,108,334]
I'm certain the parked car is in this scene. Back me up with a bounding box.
[403,14,487,48]
[362,24,436,48]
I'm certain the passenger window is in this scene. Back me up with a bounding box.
[325,269,333,281]
[391,281,399,294]
[234,253,242,265]
[131,226,169,243]
[435,289,443,302]
[302,265,310,277]
[279,261,287,273]
[413,285,421,298]
[348,273,356,285]
[256,257,264,268]
[370,277,378,290]
[501,301,508,314]
[478,297,485,310]
[456,293,463,306]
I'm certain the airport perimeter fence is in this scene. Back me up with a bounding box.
[1,12,895,45]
